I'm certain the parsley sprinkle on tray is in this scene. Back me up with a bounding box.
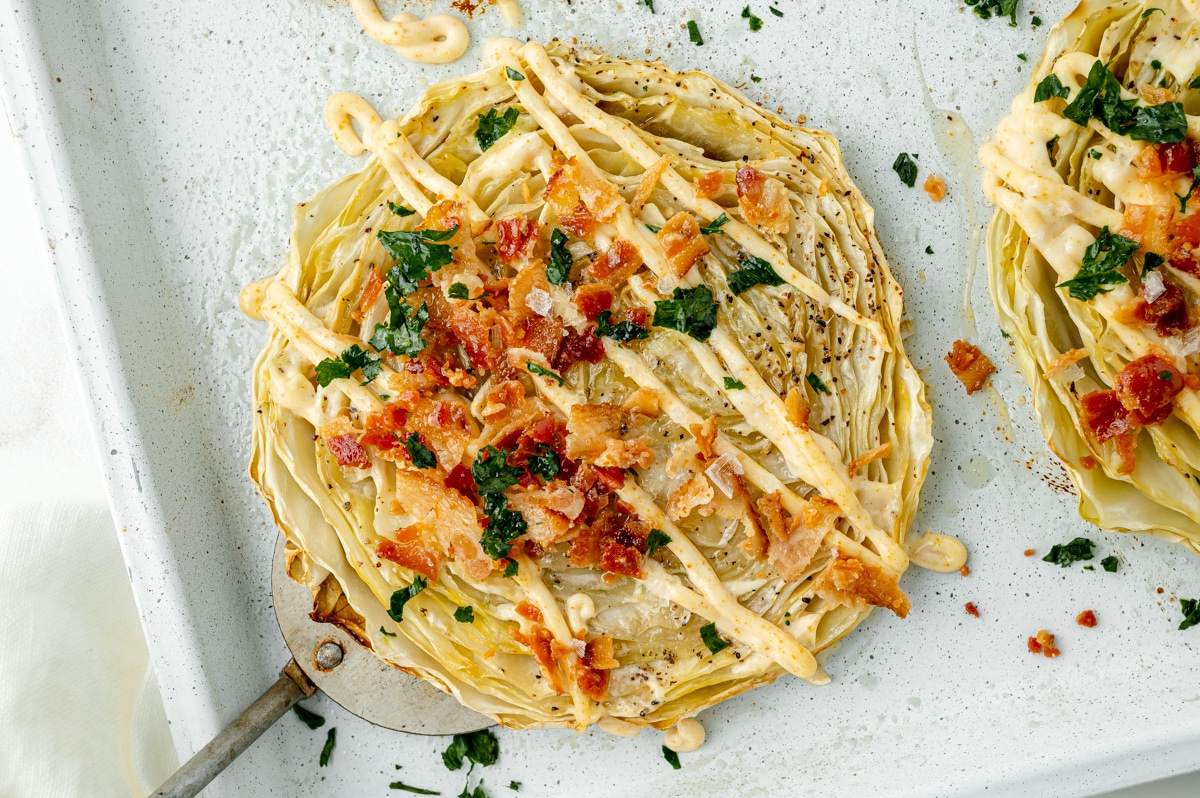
[769,5,783,16]
[443,729,500,771]
[741,6,763,31]
[892,152,918,187]
[687,20,704,45]
[964,0,1020,26]
[389,782,440,795]
[1101,555,1119,573]
[1180,599,1200,630]
[1042,537,1095,567]
[319,727,336,767]
[662,746,682,769]
[699,621,730,654]
[293,703,325,730]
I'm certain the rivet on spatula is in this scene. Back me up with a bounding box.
[315,641,344,671]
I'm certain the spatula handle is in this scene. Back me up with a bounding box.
[149,660,317,798]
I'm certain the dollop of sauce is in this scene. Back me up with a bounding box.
[565,593,596,637]
[239,276,273,320]
[905,531,968,572]
[349,0,469,64]
[664,718,705,752]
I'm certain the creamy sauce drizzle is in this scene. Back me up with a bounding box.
[496,0,523,28]
[349,0,469,64]
[904,531,968,572]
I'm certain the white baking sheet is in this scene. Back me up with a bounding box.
[3,0,1200,795]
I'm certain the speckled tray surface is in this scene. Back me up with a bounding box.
[2,0,1199,795]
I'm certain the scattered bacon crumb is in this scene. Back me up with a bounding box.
[1076,610,1097,628]
[1027,630,1060,658]
[1157,587,1165,594]
[693,170,723,198]
[354,266,383,321]
[657,212,710,278]
[945,340,995,394]
[1023,548,1035,557]
[735,165,790,235]
[846,441,892,476]
[326,434,371,470]
[1115,432,1138,475]
[1186,374,1200,391]
[1043,348,1087,380]
[630,154,672,215]
[923,174,947,202]
[1079,455,1096,470]
[964,602,979,618]
[959,565,971,577]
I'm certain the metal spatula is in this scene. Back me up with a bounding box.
[150,535,492,797]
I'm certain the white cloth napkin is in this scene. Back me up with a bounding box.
[0,503,178,798]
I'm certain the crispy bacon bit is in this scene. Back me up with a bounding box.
[1135,146,1165,180]
[509,314,568,365]
[1159,142,1194,175]
[1114,353,1183,425]
[964,602,979,618]
[354,266,384,321]
[758,492,838,581]
[569,504,647,577]
[376,527,440,580]
[1142,276,1189,337]
[736,165,790,235]
[625,307,649,327]
[556,204,598,239]
[690,415,718,461]
[1027,629,1060,658]
[510,625,566,693]
[1023,548,1035,557]
[923,174,947,202]
[1076,610,1097,628]
[574,283,614,321]
[327,434,371,469]
[630,154,672,215]
[1187,373,1200,390]
[515,601,544,623]
[1120,204,1174,257]
[784,388,811,431]
[450,306,495,370]
[495,214,540,266]
[656,212,711,278]
[554,326,606,373]
[1079,455,1096,470]
[694,170,723,198]
[620,388,661,419]
[480,380,526,422]
[1043,348,1088,380]
[1080,390,1131,443]
[1115,433,1138,475]
[575,657,609,702]
[818,552,911,618]
[847,442,893,476]
[393,469,493,581]
[589,238,644,284]
[584,636,619,669]
[544,157,622,223]
[445,464,477,501]
[566,403,654,469]
[960,565,971,577]
[945,340,995,395]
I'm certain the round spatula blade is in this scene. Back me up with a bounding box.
[271,534,493,735]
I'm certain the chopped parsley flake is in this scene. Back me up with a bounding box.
[454,606,475,623]
[1018,53,1028,62]
[1057,227,1139,301]
[1034,74,1070,103]
[892,152,918,187]
[596,309,650,343]
[503,558,519,577]
[1065,60,1187,144]
[653,284,718,341]
[475,107,520,152]
[646,528,672,556]
[547,228,572,285]
[1142,7,1164,17]
[807,373,831,394]
[389,201,416,217]
[293,704,325,730]
[687,20,704,45]
[769,5,783,16]
[1152,59,1163,70]
[699,622,730,654]
[320,728,336,767]
[1041,537,1095,567]
[1101,555,1119,573]
[925,245,934,255]
[380,626,397,637]
[1180,598,1200,630]
[1143,252,1165,276]
[1174,166,1200,213]
[964,0,1019,26]
[741,6,763,31]
[641,0,654,10]
[402,433,438,469]
[378,225,457,296]
[1191,75,1200,90]
[1090,149,1103,159]
[448,282,470,300]
[750,74,762,83]
[370,301,430,358]
[699,212,730,235]
[389,782,440,795]
[472,446,524,495]
[1160,370,1175,381]
[724,376,746,390]
[527,446,560,481]
[315,344,381,387]
[509,783,521,792]
[387,576,428,623]
[472,447,527,560]
[662,746,682,769]
[527,361,564,385]
[505,66,525,81]
[728,254,785,294]
[443,729,500,771]
[1032,15,1042,26]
